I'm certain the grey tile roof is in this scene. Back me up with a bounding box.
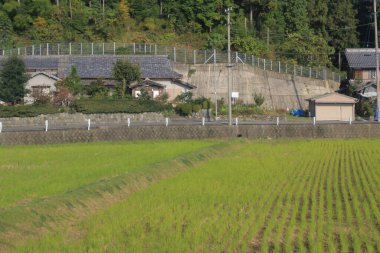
[0,56,60,70]
[345,48,377,69]
[0,55,182,79]
[58,55,182,79]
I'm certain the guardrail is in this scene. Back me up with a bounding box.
[0,42,346,83]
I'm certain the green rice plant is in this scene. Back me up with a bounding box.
[4,139,380,253]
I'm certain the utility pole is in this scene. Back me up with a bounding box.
[56,0,59,6]
[102,0,105,19]
[374,0,380,121]
[267,28,270,48]
[226,7,233,126]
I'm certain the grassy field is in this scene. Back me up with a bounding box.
[1,139,380,252]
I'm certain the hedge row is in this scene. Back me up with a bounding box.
[0,105,59,118]
[71,99,172,114]
[0,99,173,118]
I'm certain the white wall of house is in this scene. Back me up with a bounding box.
[24,73,59,104]
[155,80,191,101]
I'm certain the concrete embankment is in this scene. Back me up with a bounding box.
[0,124,379,145]
[173,63,340,110]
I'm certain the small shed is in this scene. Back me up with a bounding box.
[307,93,358,121]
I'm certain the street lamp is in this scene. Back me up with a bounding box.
[226,7,233,126]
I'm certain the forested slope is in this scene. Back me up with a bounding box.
[0,0,374,69]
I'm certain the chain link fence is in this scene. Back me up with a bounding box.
[1,43,346,83]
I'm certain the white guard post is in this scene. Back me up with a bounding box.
[202,117,205,126]
[235,117,238,126]
[45,120,48,132]
[276,117,279,126]
[87,119,91,131]
[0,122,2,133]
[313,117,316,126]
[165,118,169,127]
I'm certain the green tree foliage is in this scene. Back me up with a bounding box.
[64,66,83,95]
[112,60,141,98]
[0,56,28,104]
[0,0,373,70]
[84,79,108,98]
[280,32,334,67]
[283,0,310,33]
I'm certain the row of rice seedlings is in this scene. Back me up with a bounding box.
[308,141,331,252]
[218,144,306,252]
[300,153,325,253]
[347,144,373,252]
[323,142,339,252]
[278,157,318,253]
[352,147,380,252]
[297,142,333,253]
[261,157,314,252]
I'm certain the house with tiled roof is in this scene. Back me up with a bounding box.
[345,48,378,83]
[0,55,196,101]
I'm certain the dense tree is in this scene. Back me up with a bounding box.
[112,60,141,98]
[0,56,28,104]
[64,66,83,95]
[0,0,375,69]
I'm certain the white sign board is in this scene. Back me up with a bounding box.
[231,92,239,98]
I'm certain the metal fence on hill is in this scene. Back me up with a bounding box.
[0,42,346,83]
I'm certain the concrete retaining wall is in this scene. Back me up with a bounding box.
[173,63,340,110]
[1,124,380,145]
[0,112,165,127]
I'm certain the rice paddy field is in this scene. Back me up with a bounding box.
[1,139,380,252]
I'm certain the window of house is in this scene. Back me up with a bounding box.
[370,70,377,79]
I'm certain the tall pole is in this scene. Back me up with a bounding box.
[374,0,380,121]
[227,7,232,126]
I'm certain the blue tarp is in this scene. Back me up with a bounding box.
[290,109,305,117]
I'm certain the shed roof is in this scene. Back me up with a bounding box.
[307,93,358,104]
[30,72,61,81]
[345,48,377,69]
[130,78,165,89]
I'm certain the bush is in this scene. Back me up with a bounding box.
[254,93,265,107]
[192,104,202,113]
[71,98,172,114]
[175,103,192,116]
[0,104,59,118]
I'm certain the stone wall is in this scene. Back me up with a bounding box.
[173,63,341,110]
[1,124,380,145]
[0,113,165,128]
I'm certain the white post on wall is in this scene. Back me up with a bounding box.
[17,48,20,55]
[276,117,279,126]
[165,118,169,127]
[45,120,48,132]
[174,47,176,62]
[87,119,91,130]
[91,43,94,55]
[46,43,49,55]
[32,45,35,56]
[202,117,205,126]
[349,117,352,125]
[0,122,2,133]
[313,117,316,126]
[235,117,238,126]
[127,118,131,127]
[69,43,72,55]
[113,42,116,55]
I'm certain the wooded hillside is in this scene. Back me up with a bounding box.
[0,0,376,69]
